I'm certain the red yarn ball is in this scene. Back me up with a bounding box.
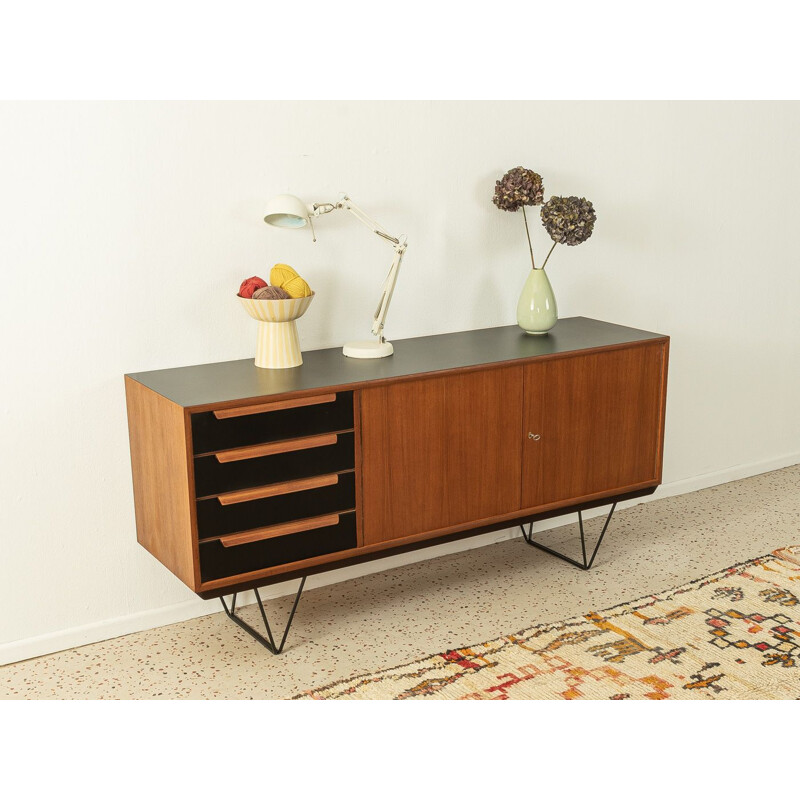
[238,276,267,298]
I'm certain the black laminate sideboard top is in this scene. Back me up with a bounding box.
[126,317,667,409]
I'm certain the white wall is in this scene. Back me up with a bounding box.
[1,101,799,663]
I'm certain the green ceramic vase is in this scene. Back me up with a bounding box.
[517,267,558,335]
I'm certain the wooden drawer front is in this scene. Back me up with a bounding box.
[191,392,354,455]
[196,471,355,540]
[199,511,357,582]
[194,431,355,497]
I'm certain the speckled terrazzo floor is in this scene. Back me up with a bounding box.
[2,465,798,699]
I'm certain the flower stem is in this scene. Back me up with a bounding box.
[540,241,557,271]
[521,206,536,270]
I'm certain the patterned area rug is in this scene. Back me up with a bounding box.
[295,546,800,699]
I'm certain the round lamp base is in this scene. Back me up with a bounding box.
[342,339,394,359]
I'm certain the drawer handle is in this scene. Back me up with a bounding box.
[528,432,541,441]
[217,473,340,505]
[220,513,342,547]
[213,393,337,419]
[214,433,339,463]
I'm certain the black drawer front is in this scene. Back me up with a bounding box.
[196,472,356,540]
[192,392,354,455]
[199,512,357,582]
[193,432,355,497]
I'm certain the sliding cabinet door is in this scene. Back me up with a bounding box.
[522,342,667,509]
[361,366,523,545]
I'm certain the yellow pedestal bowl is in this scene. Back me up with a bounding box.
[239,292,314,369]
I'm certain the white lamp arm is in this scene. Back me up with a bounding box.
[310,195,402,245]
[310,194,407,341]
[336,195,401,245]
[371,237,407,339]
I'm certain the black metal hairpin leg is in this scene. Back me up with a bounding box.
[520,502,618,571]
[220,576,307,654]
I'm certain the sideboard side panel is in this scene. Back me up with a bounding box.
[125,377,196,590]
[654,337,670,485]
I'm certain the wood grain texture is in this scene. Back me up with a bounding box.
[216,473,340,505]
[361,366,523,545]
[654,338,670,484]
[212,393,336,419]
[217,513,342,547]
[213,432,340,463]
[522,341,666,508]
[125,376,196,589]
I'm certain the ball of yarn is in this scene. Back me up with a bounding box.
[238,276,267,298]
[270,263,312,298]
[270,264,299,289]
[282,275,313,298]
[252,285,291,300]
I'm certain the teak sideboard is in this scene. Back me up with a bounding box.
[125,317,668,649]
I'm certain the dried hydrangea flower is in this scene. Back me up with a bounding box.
[493,167,545,212]
[540,196,596,246]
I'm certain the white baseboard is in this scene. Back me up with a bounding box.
[649,452,800,500]
[0,598,214,668]
[3,451,798,667]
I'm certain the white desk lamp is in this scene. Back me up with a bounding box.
[264,193,407,359]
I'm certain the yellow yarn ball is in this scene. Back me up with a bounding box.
[270,263,312,298]
[270,264,299,288]
[282,275,313,298]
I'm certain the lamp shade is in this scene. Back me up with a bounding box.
[263,194,311,228]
